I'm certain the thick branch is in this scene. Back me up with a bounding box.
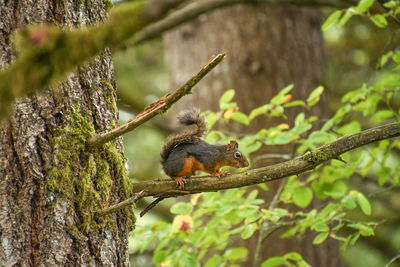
[132,123,400,197]
[87,53,225,148]
[0,0,185,119]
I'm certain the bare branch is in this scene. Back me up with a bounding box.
[139,189,190,217]
[96,190,146,217]
[87,53,226,148]
[384,254,400,267]
[131,123,400,197]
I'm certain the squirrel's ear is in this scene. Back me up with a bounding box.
[227,140,238,151]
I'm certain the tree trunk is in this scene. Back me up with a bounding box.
[163,4,339,266]
[0,1,133,266]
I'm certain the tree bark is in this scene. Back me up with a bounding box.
[163,3,325,131]
[163,3,338,266]
[0,1,133,266]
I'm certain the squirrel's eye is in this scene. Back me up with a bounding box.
[234,152,241,158]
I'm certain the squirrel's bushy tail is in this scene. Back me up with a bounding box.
[177,109,206,137]
[160,109,206,164]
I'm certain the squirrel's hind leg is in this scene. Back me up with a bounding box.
[173,177,187,189]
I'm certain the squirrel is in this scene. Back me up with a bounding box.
[160,109,249,189]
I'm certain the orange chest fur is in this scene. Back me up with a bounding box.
[176,156,208,177]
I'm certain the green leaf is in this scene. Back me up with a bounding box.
[237,205,258,218]
[295,113,305,126]
[153,249,168,265]
[322,10,342,31]
[220,102,237,111]
[313,222,330,232]
[356,0,374,12]
[270,84,294,105]
[247,190,259,201]
[205,255,222,267]
[337,121,361,135]
[243,141,262,155]
[224,247,248,261]
[322,104,351,131]
[313,232,329,244]
[183,254,200,267]
[284,252,303,262]
[284,100,306,108]
[383,1,397,8]
[293,187,313,208]
[355,192,372,215]
[393,50,400,64]
[307,131,334,144]
[290,121,312,136]
[339,10,354,25]
[230,225,246,235]
[170,202,193,215]
[257,183,269,191]
[347,223,374,236]
[327,180,348,199]
[262,257,287,267]
[204,111,220,130]
[370,14,388,28]
[333,223,345,231]
[354,93,381,116]
[270,105,285,118]
[245,213,262,225]
[342,194,357,210]
[378,51,393,68]
[377,166,392,185]
[241,223,258,239]
[249,104,273,120]
[219,89,235,109]
[281,224,300,238]
[370,110,395,123]
[273,134,292,145]
[349,232,361,246]
[306,86,324,107]
[230,111,250,125]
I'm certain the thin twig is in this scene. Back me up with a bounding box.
[96,190,146,217]
[87,53,226,148]
[334,155,347,163]
[123,0,346,48]
[132,123,400,198]
[254,167,288,267]
[384,254,400,267]
[140,189,190,217]
[140,197,166,217]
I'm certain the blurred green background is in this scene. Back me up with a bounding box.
[112,8,400,267]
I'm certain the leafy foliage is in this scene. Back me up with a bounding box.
[130,2,400,266]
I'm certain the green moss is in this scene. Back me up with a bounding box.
[302,148,330,164]
[67,225,86,241]
[101,79,118,113]
[45,107,135,235]
[1,1,149,118]
[104,0,113,11]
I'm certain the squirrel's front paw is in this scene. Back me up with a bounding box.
[174,177,187,189]
[214,170,227,178]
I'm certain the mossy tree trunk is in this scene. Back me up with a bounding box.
[0,1,134,266]
[163,4,339,266]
